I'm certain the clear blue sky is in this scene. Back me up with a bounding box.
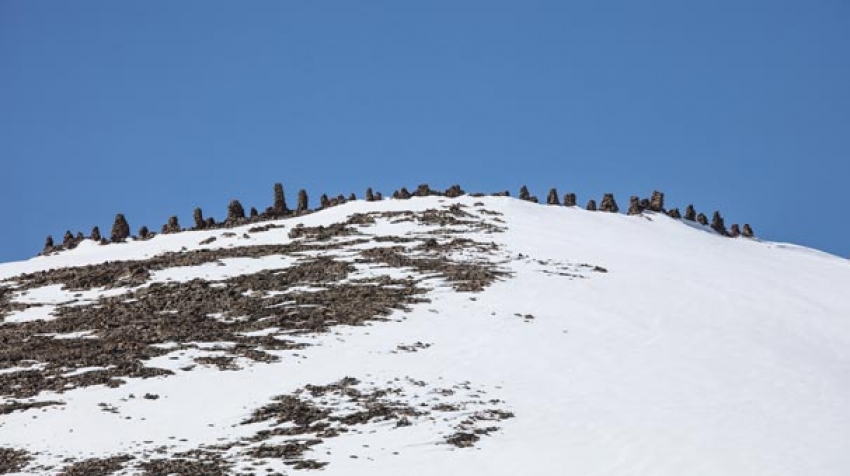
[2,0,848,261]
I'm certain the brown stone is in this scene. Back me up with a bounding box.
[729,224,741,237]
[586,199,597,211]
[297,189,309,212]
[414,184,432,197]
[711,211,727,235]
[684,205,696,221]
[110,214,131,242]
[227,200,245,222]
[193,208,205,229]
[696,213,708,226]
[365,187,375,201]
[649,191,665,212]
[627,196,643,215]
[667,208,681,219]
[742,224,754,238]
[547,188,560,205]
[599,193,619,213]
[563,193,576,207]
[90,226,101,242]
[445,184,464,198]
[519,186,531,201]
[162,216,180,234]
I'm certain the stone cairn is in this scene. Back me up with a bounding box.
[139,225,154,240]
[445,184,464,198]
[297,189,309,213]
[43,235,54,254]
[729,224,741,237]
[414,184,432,197]
[162,216,180,234]
[711,211,727,236]
[586,199,597,211]
[90,226,102,242]
[193,208,206,229]
[320,194,331,209]
[547,188,560,205]
[265,182,289,217]
[227,200,245,223]
[563,193,577,207]
[684,205,696,221]
[599,194,619,213]
[696,213,708,226]
[742,224,754,238]
[628,196,643,216]
[110,214,131,242]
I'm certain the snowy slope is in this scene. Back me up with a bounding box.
[1,195,849,475]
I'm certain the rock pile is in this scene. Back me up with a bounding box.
[599,194,619,213]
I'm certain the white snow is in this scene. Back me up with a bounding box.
[0,195,848,475]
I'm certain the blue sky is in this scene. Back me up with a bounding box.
[2,0,848,261]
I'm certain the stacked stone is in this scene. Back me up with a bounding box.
[138,226,151,240]
[710,211,727,235]
[270,183,288,216]
[586,199,597,211]
[395,188,411,199]
[43,235,54,254]
[547,188,560,205]
[162,216,180,234]
[374,191,383,200]
[337,194,346,204]
[111,214,131,242]
[414,184,432,197]
[365,187,375,201]
[599,194,619,213]
[729,224,741,237]
[667,208,681,219]
[627,196,643,215]
[227,200,245,222]
[297,189,309,213]
[519,186,531,201]
[250,207,259,218]
[445,184,464,198]
[684,205,696,221]
[193,208,205,230]
[563,193,577,207]
[696,213,708,226]
[742,224,754,238]
[90,226,102,242]
[348,193,356,201]
[648,191,665,212]
[63,231,75,248]
[320,194,331,208]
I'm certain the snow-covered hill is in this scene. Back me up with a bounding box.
[1,195,848,475]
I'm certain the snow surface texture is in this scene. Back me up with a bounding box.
[0,195,849,475]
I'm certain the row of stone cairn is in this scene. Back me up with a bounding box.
[41,183,753,255]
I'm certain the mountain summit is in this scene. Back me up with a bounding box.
[1,193,848,475]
